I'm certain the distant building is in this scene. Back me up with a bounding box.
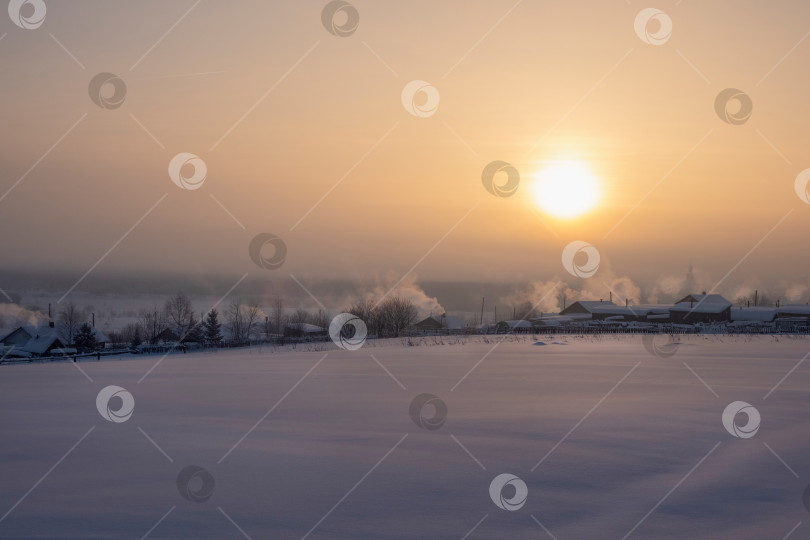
[730,307,777,322]
[0,326,37,348]
[777,304,810,320]
[153,328,180,344]
[90,326,109,348]
[591,304,670,323]
[443,315,470,330]
[560,300,616,317]
[669,294,731,323]
[0,326,65,357]
[414,316,443,331]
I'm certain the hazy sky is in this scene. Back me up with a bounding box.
[1,0,809,301]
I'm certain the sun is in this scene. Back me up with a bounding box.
[530,160,601,219]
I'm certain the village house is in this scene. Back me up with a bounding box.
[669,294,732,323]
[0,325,64,357]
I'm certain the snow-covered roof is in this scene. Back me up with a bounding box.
[730,307,777,322]
[778,304,810,316]
[670,294,731,314]
[90,326,109,343]
[0,325,49,343]
[563,301,617,313]
[21,330,62,355]
[415,316,442,327]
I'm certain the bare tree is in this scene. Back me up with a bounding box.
[226,299,263,344]
[347,299,379,336]
[377,294,417,337]
[164,294,195,339]
[272,295,284,334]
[139,307,167,344]
[226,298,245,344]
[312,308,330,330]
[57,301,83,345]
[288,309,311,327]
[242,302,262,342]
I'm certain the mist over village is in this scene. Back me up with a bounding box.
[2,262,810,358]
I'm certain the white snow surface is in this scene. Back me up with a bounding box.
[1,335,809,539]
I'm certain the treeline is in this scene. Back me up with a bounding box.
[345,295,418,338]
[101,292,421,348]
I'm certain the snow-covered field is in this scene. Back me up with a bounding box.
[1,336,810,539]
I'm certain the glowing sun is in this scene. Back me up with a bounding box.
[530,160,601,219]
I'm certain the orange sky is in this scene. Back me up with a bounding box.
[1,0,809,297]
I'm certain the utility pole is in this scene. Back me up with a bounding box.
[480,297,485,325]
